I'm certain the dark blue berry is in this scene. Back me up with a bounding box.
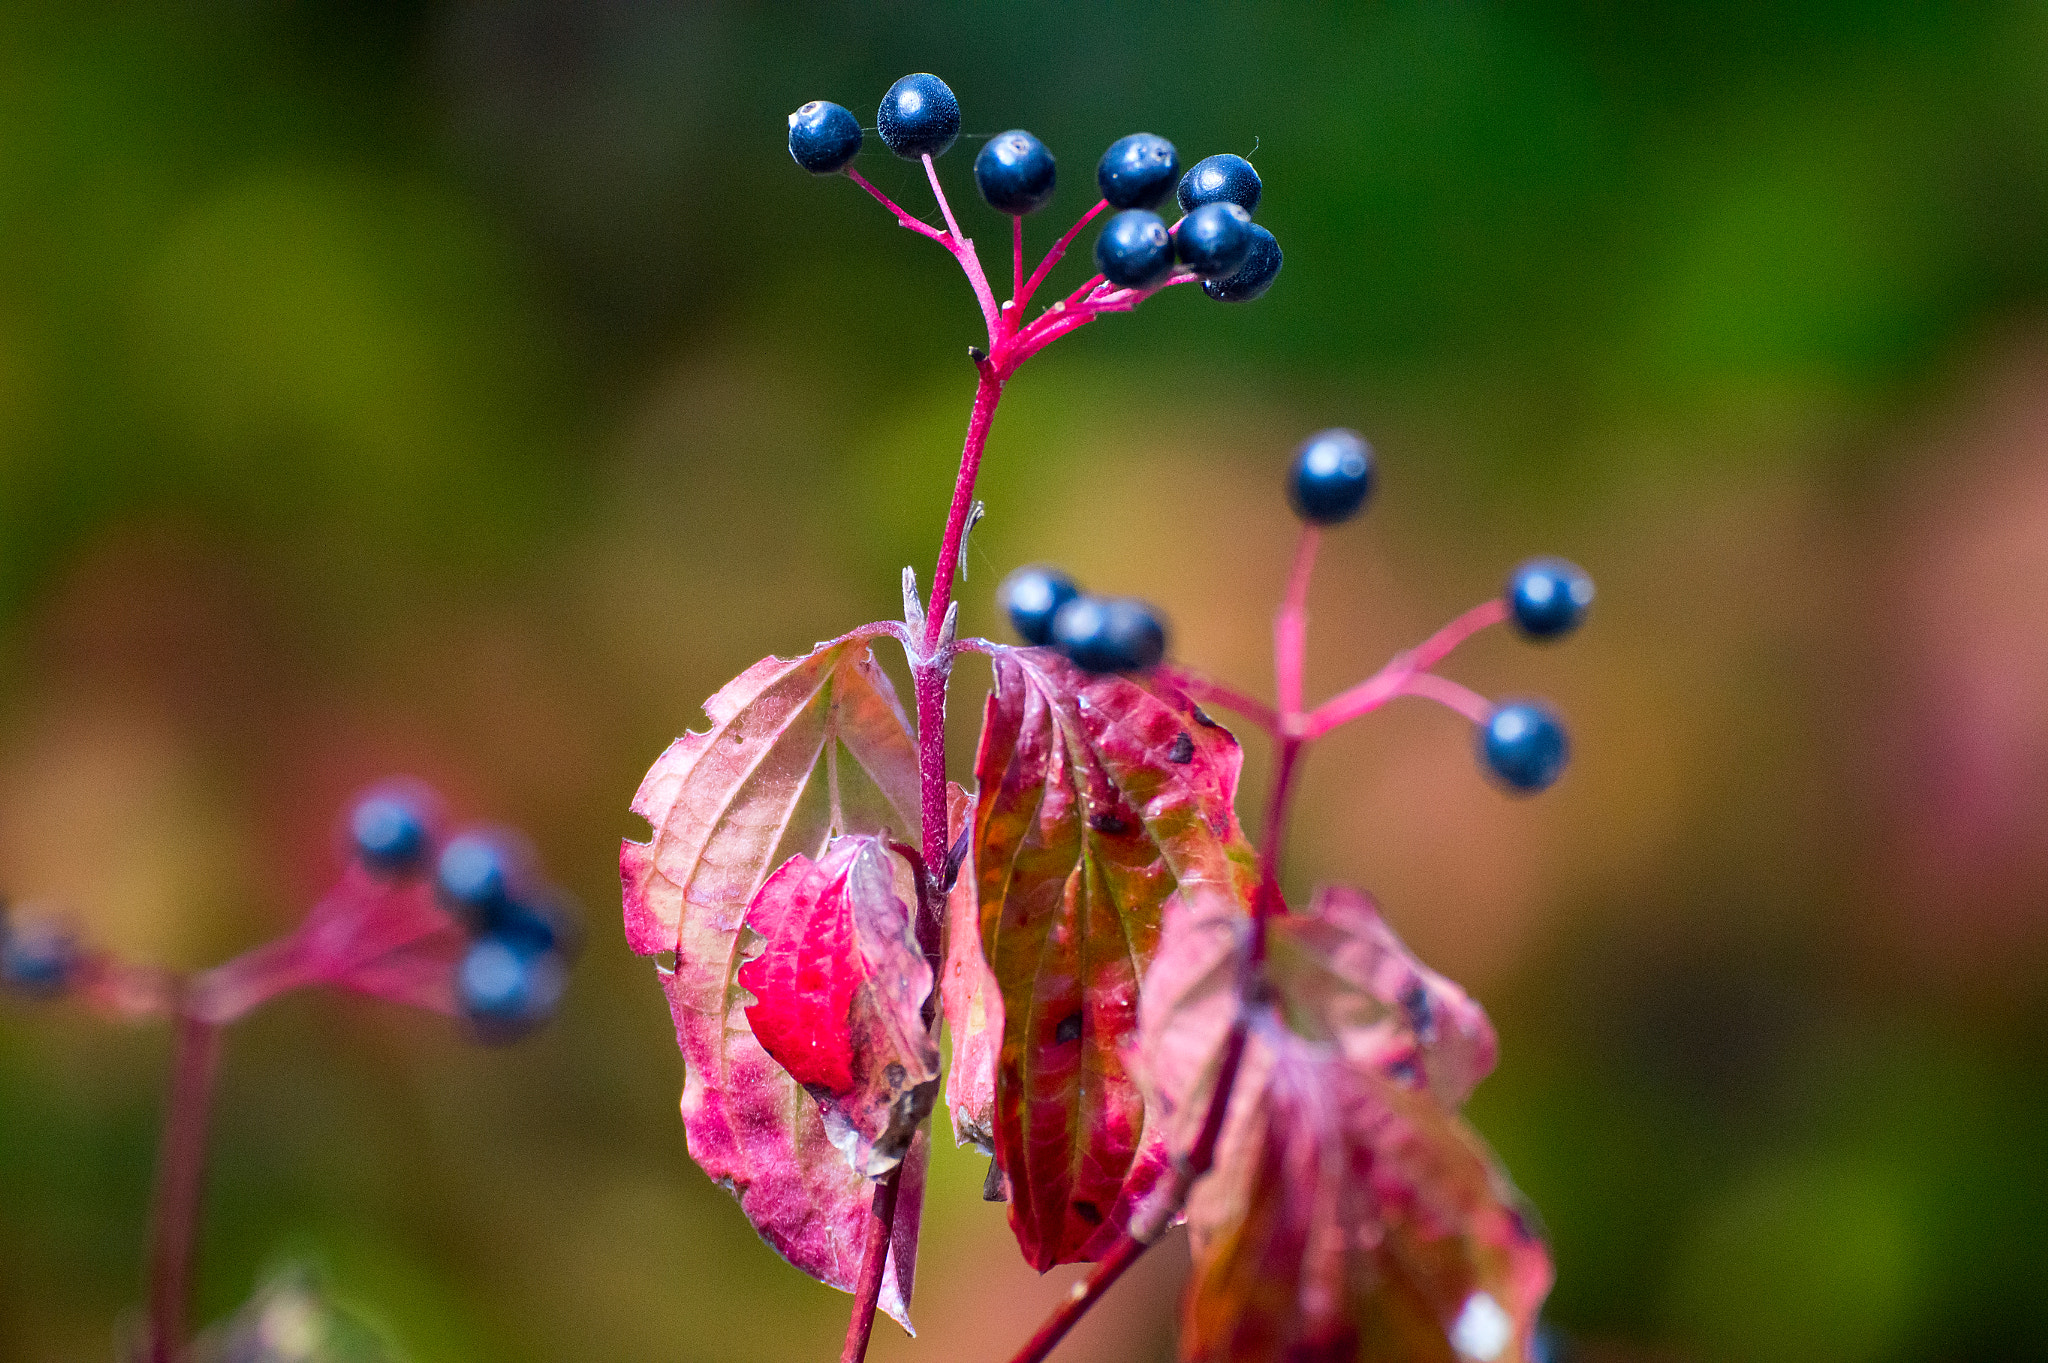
[1174,202,1254,279]
[1000,565,1080,646]
[1202,223,1281,302]
[1094,210,1174,289]
[1177,154,1262,215]
[975,130,1057,215]
[0,909,76,998]
[457,934,566,1039]
[787,100,862,174]
[437,832,516,929]
[1507,558,1594,641]
[1288,429,1375,525]
[1096,134,1179,210]
[877,74,960,160]
[1051,596,1168,673]
[1480,702,1569,793]
[350,793,428,871]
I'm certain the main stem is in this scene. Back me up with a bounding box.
[844,367,1008,1363]
[146,1005,222,1363]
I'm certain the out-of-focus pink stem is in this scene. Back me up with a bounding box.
[1399,671,1495,725]
[1274,527,1321,722]
[1018,199,1107,311]
[1154,664,1279,735]
[1304,597,1508,739]
[146,1006,222,1363]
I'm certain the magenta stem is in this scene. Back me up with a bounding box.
[1012,215,1025,320]
[839,1172,902,1363]
[1018,199,1108,311]
[145,1005,222,1363]
[1273,527,1321,721]
[924,371,1005,644]
[1304,597,1508,739]
[845,168,947,243]
[923,154,1002,337]
[1154,665,1280,735]
[1399,671,1495,725]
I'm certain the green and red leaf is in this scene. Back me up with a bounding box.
[621,633,923,1326]
[971,646,1257,1268]
[738,836,938,1178]
[940,783,1002,1157]
[1139,887,1548,1363]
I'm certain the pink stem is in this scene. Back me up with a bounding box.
[1012,215,1024,323]
[1399,671,1495,725]
[924,371,1005,644]
[1154,664,1279,735]
[146,1005,222,1363]
[1018,199,1108,311]
[923,155,1002,338]
[845,168,948,243]
[839,1173,902,1363]
[1007,274,1198,367]
[1304,597,1508,739]
[1274,527,1321,721]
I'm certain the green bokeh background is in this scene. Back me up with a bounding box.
[5,4,2047,1360]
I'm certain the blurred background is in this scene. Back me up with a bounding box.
[3,3,2046,1360]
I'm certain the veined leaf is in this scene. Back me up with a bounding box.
[738,836,938,1178]
[940,782,1001,1158]
[1139,888,1548,1363]
[622,633,923,1326]
[971,646,1257,1268]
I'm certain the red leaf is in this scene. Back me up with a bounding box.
[738,837,938,1177]
[1139,888,1549,1363]
[971,647,1257,1267]
[623,633,923,1327]
[940,782,1001,1157]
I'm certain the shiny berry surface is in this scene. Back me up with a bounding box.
[1507,558,1594,640]
[1096,133,1179,210]
[350,794,428,871]
[1174,201,1254,278]
[1202,222,1281,301]
[1481,702,1569,792]
[1051,596,1168,673]
[1287,428,1375,524]
[975,130,1057,215]
[1176,153,1262,214]
[877,73,960,160]
[1000,564,1080,646]
[786,100,862,174]
[1094,209,1174,288]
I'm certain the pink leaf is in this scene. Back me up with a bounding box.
[738,837,938,1178]
[939,782,1002,1157]
[971,646,1258,1268]
[623,633,923,1327]
[1138,888,1548,1363]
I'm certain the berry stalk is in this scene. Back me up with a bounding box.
[145,1004,222,1363]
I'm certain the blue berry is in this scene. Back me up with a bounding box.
[1480,702,1569,793]
[787,100,862,174]
[1000,564,1080,646]
[458,934,566,1038]
[1094,210,1174,288]
[1177,154,1262,215]
[1288,429,1375,525]
[1202,222,1281,302]
[1096,134,1179,210]
[1507,558,1594,641]
[350,793,428,872]
[877,74,959,160]
[1051,596,1168,673]
[975,130,1056,215]
[0,909,76,998]
[1174,202,1254,279]
[437,832,515,926]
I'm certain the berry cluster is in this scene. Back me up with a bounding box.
[350,789,573,1039]
[0,899,75,999]
[998,428,1592,794]
[999,564,1168,674]
[786,74,1281,329]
